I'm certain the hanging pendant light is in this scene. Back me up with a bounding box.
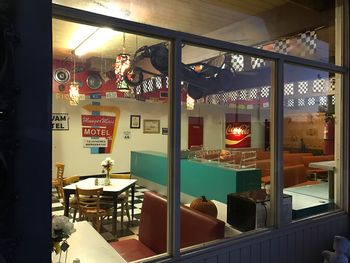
[69,54,80,105]
[114,33,130,92]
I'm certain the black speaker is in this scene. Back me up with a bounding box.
[227,193,257,232]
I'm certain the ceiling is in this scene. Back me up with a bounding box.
[52,0,335,64]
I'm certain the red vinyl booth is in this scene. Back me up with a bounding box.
[110,191,225,262]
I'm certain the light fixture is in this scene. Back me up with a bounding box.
[114,33,131,92]
[69,54,80,106]
[186,94,195,110]
[71,27,115,57]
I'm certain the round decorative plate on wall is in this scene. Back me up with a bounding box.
[86,73,103,90]
[53,68,70,84]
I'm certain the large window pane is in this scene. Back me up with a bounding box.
[282,64,342,220]
[180,44,275,250]
[54,0,342,65]
[52,18,170,262]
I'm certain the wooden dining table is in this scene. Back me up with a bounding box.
[63,177,137,236]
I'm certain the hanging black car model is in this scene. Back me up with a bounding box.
[122,42,237,100]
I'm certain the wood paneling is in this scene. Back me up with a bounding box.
[177,214,348,263]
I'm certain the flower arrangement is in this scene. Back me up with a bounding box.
[101,157,115,173]
[52,215,76,254]
[101,157,114,185]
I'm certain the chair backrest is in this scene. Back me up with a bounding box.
[55,162,65,180]
[63,175,80,186]
[75,187,103,216]
[110,173,131,179]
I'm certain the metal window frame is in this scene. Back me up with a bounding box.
[52,2,349,260]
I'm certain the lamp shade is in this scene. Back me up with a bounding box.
[114,53,131,88]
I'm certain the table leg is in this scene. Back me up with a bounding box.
[112,195,118,236]
[328,171,334,200]
[63,190,70,217]
[131,184,135,226]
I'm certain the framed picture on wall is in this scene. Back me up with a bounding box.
[143,119,160,134]
[130,115,141,129]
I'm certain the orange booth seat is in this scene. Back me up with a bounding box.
[262,164,320,188]
[110,191,225,262]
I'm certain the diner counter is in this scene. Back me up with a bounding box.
[131,151,261,203]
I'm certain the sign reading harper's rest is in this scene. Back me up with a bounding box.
[52,113,69,130]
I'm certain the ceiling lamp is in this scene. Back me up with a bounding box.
[114,33,131,92]
[69,54,80,106]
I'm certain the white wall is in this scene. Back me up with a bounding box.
[53,97,267,178]
[52,97,168,177]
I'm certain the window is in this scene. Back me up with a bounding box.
[53,0,340,65]
[52,1,347,262]
[282,64,342,219]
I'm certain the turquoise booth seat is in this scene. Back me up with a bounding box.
[131,151,261,203]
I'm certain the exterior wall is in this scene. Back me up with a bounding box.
[178,213,349,263]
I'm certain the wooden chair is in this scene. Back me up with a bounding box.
[75,187,113,233]
[52,162,65,199]
[62,175,80,222]
[109,173,132,228]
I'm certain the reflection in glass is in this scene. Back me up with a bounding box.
[54,0,339,64]
[282,64,340,220]
[180,45,274,248]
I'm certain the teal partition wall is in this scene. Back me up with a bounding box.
[131,151,261,203]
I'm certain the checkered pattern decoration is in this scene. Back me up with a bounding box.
[166,77,169,88]
[221,93,229,103]
[239,90,248,100]
[298,81,308,94]
[251,57,266,69]
[230,54,244,72]
[135,85,142,95]
[308,97,316,106]
[319,96,327,106]
[329,77,336,91]
[143,79,154,93]
[284,83,294,96]
[228,91,238,101]
[260,86,270,98]
[298,98,305,107]
[287,99,294,107]
[207,94,219,104]
[296,30,317,57]
[154,76,162,90]
[273,39,291,54]
[249,88,258,100]
[313,79,325,93]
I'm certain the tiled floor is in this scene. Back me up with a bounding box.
[52,185,150,242]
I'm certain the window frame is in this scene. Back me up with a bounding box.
[52,2,349,261]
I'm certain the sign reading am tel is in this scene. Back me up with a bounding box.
[52,113,69,130]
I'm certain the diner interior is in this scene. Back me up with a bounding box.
[51,0,340,262]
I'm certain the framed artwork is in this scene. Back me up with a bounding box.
[143,119,160,134]
[162,127,168,135]
[130,115,141,129]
